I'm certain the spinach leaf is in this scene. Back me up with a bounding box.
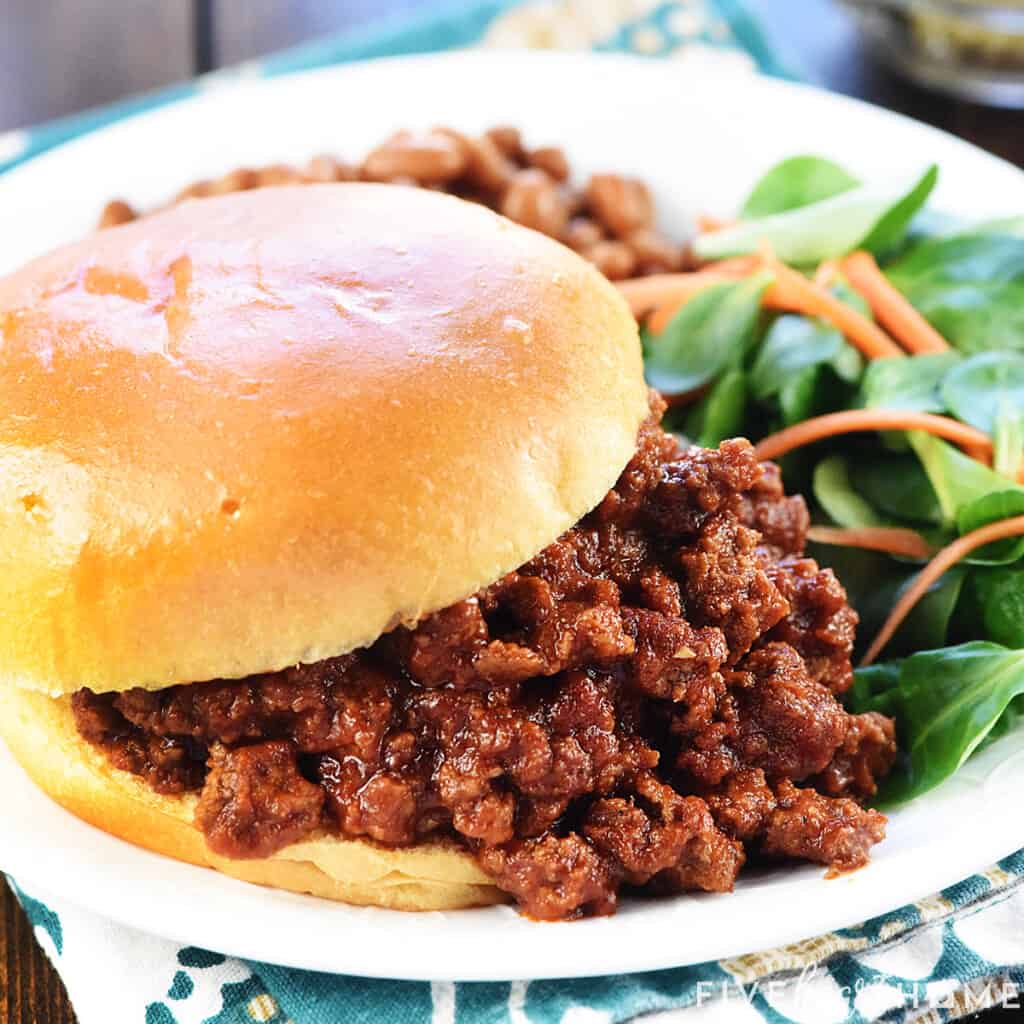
[850,642,1024,803]
[859,165,940,255]
[850,454,943,525]
[696,166,937,265]
[741,156,860,218]
[685,369,747,448]
[964,567,1024,648]
[885,224,1024,354]
[940,351,1024,434]
[995,406,1024,481]
[642,272,773,395]
[750,315,844,399]
[957,490,1024,565]
[813,455,885,528]
[908,432,1023,524]
[858,353,960,412]
[777,363,853,427]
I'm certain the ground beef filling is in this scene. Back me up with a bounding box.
[71,398,895,919]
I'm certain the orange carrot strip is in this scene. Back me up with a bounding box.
[617,261,759,318]
[643,258,905,359]
[841,251,950,355]
[697,214,737,233]
[806,526,935,560]
[813,260,840,288]
[753,410,993,464]
[861,515,1024,666]
[762,259,905,360]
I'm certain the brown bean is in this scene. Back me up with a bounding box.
[303,154,357,183]
[528,146,570,182]
[582,240,638,281]
[564,217,604,251]
[485,125,524,160]
[361,130,467,184]
[627,229,685,272]
[256,164,305,187]
[500,169,569,238]
[210,167,261,194]
[438,128,516,194]
[586,174,654,238]
[97,199,137,229]
[175,179,213,202]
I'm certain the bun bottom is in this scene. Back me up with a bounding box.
[0,686,504,912]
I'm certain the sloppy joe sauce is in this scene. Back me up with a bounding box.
[72,398,896,919]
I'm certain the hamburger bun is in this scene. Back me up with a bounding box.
[0,183,647,910]
[0,183,647,697]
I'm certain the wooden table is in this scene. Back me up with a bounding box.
[2,2,1023,1021]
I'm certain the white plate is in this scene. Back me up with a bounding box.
[1,51,1024,982]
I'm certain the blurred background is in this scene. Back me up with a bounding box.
[2,0,1024,166]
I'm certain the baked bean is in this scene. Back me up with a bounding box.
[586,174,654,238]
[527,146,569,182]
[257,164,306,187]
[438,128,515,194]
[303,154,357,183]
[97,199,137,229]
[485,125,524,160]
[627,229,685,272]
[210,168,260,194]
[582,240,638,281]
[175,180,214,202]
[564,217,604,251]
[361,130,467,184]
[501,169,569,237]
[103,125,682,287]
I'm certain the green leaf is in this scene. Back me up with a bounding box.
[965,566,1024,648]
[908,432,1023,524]
[813,455,886,528]
[848,661,903,718]
[854,566,965,662]
[696,165,938,265]
[995,406,1024,481]
[685,369,747,448]
[849,454,943,525]
[859,352,961,412]
[939,351,1024,435]
[957,490,1024,565]
[740,156,860,218]
[749,315,843,399]
[886,224,1024,354]
[776,363,855,427]
[860,165,940,255]
[852,642,1024,804]
[642,272,773,395]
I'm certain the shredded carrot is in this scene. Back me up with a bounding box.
[697,214,737,233]
[633,257,905,360]
[806,526,935,560]
[841,251,950,355]
[617,260,759,318]
[761,259,905,360]
[753,410,993,464]
[861,515,1024,666]
[813,260,840,288]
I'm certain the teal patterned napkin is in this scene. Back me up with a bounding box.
[3,3,1024,1022]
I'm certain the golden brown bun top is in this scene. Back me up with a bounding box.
[0,184,647,695]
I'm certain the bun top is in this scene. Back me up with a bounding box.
[0,184,647,695]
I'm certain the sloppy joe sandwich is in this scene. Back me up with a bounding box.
[0,184,894,919]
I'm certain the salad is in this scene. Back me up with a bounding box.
[617,155,1024,806]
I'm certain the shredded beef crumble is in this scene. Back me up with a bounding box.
[71,395,895,919]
